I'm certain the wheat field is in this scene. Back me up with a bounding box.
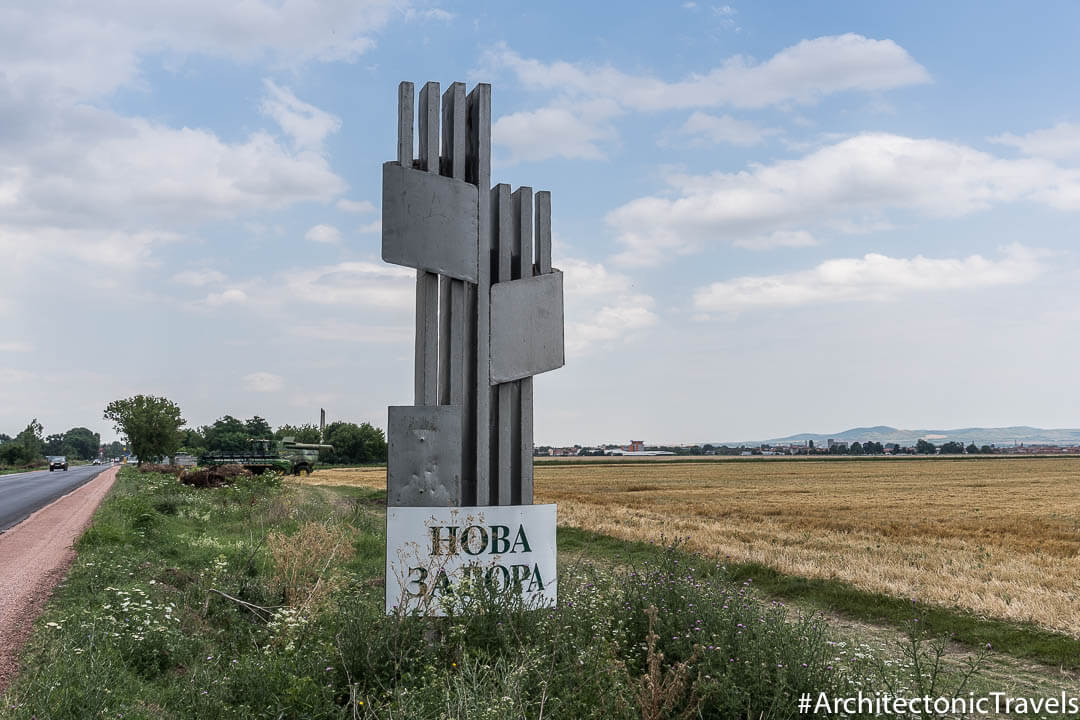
[305,457,1080,636]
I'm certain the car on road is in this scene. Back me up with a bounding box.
[92,459,102,465]
[48,456,69,472]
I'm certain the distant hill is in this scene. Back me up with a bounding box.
[715,426,1080,448]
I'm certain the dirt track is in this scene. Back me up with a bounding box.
[0,466,117,693]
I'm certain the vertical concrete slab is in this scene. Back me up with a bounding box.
[535,191,551,275]
[414,270,439,405]
[515,189,536,505]
[468,84,492,505]
[418,82,439,172]
[397,82,414,167]
[438,274,452,405]
[493,183,513,505]
[441,82,466,180]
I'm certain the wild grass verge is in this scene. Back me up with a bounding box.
[2,471,989,719]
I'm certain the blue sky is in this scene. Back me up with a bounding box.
[2,1,1079,445]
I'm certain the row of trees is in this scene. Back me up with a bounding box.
[103,395,386,465]
[181,414,386,464]
[0,420,108,467]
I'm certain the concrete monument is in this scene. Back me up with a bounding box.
[381,81,564,615]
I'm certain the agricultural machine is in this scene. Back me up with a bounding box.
[199,437,333,477]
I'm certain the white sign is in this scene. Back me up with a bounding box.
[385,504,557,615]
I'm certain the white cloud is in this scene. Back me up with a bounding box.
[242,371,284,393]
[558,257,658,356]
[0,2,358,286]
[733,230,816,250]
[206,288,249,306]
[2,112,346,231]
[281,262,414,309]
[493,101,620,164]
[485,34,927,163]
[336,198,377,213]
[608,132,1080,265]
[0,226,179,271]
[405,8,454,22]
[304,224,343,244]
[0,341,33,353]
[991,122,1080,163]
[485,34,929,113]
[172,269,226,286]
[260,79,342,151]
[675,111,779,146]
[289,321,411,343]
[693,244,1045,312]
[0,1,396,103]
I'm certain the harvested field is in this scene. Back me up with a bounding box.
[303,457,1080,637]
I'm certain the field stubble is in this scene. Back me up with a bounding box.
[306,457,1080,637]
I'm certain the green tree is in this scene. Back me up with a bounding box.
[63,427,101,460]
[103,396,185,464]
[177,428,206,456]
[357,422,387,462]
[324,422,366,463]
[323,421,388,464]
[275,423,323,444]
[43,433,66,456]
[980,444,993,454]
[849,441,864,456]
[244,416,273,440]
[202,415,248,452]
[0,419,45,466]
[104,440,124,458]
[915,439,937,455]
[940,441,965,454]
[966,443,979,454]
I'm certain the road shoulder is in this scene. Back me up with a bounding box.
[0,466,118,692]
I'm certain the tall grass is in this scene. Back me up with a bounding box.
[1,469,964,719]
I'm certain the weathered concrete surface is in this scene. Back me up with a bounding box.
[489,270,565,385]
[387,405,463,507]
[382,163,479,282]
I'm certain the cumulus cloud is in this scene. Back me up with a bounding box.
[2,111,346,233]
[558,257,658,356]
[0,2,358,284]
[281,262,414,309]
[242,371,284,392]
[991,122,1080,163]
[260,80,342,151]
[485,34,928,111]
[733,230,816,250]
[304,224,343,244]
[607,132,1080,265]
[485,34,927,163]
[493,102,620,163]
[0,1,396,102]
[206,288,249,306]
[336,198,377,213]
[693,244,1045,312]
[172,269,226,286]
[673,111,779,146]
[0,226,180,270]
[405,8,454,22]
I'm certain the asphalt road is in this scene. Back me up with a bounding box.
[0,463,112,532]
